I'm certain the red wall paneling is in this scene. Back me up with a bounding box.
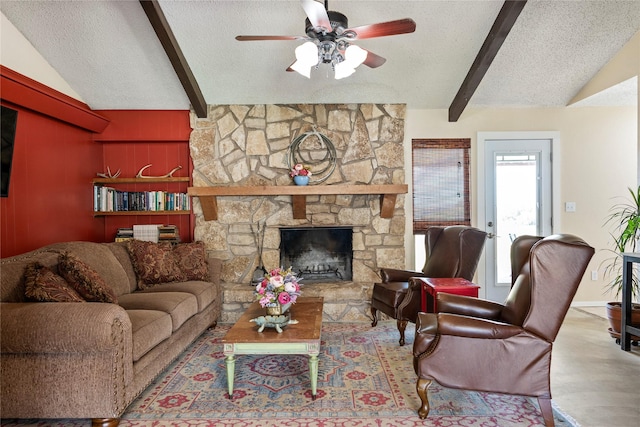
[0,103,103,257]
[94,110,191,142]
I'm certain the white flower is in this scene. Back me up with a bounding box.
[284,282,297,293]
[270,275,284,287]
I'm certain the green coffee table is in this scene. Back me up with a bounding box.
[222,297,324,400]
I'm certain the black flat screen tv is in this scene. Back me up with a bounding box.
[1,106,19,197]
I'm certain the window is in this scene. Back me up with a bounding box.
[412,138,470,233]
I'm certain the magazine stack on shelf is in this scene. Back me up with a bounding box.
[115,227,134,242]
[158,225,180,244]
[132,224,162,242]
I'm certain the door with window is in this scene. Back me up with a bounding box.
[483,138,553,302]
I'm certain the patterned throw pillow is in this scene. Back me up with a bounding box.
[127,240,185,289]
[172,241,209,281]
[24,262,85,303]
[58,252,118,303]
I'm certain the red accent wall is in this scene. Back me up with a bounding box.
[1,68,193,257]
[0,102,104,257]
[94,110,193,243]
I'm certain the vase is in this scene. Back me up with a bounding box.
[605,301,640,342]
[265,302,291,316]
[293,175,309,186]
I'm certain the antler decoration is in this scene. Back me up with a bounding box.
[135,164,183,179]
[96,167,121,178]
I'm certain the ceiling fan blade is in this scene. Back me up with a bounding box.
[347,18,416,40]
[300,0,332,31]
[236,35,305,41]
[362,49,386,68]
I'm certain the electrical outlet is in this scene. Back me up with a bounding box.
[591,270,598,280]
[565,202,576,212]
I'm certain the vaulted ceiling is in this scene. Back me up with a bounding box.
[1,0,638,121]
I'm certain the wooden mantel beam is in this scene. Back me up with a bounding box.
[188,184,408,221]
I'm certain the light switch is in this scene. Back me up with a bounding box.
[565,202,576,212]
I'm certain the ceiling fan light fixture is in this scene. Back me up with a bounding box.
[334,62,356,80]
[344,44,368,68]
[334,44,367,79]
[291,41,320,78]
[237,1,416,79]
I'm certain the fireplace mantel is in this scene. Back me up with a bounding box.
[188,184,408,221]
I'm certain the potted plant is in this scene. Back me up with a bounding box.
[602,186,640,344]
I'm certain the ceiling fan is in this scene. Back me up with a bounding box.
[235,0,416,79]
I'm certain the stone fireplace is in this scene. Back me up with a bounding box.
[189,104,407,322]
[280,226,353,283]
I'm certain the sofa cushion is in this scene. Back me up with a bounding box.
[127,240,184,289]
[117,292,198,331]
[126,309,172,362]
[23,262,85,303]
[58,253,118,303]
[1,250,61,303]
[104,242,139,294]
[136,281,216,312]
[43,242,131,297]
[173,242,209,281]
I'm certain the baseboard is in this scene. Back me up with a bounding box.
[570,301,610,307]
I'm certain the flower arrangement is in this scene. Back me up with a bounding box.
[254,267,302,308]
[289,163,312,178]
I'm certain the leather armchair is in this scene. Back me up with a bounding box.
[370,226,487,345]
[412,234,594,426]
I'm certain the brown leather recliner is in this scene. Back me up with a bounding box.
[412,234,595,426]
[371,226,487,345]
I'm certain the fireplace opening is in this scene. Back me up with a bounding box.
[280,226,353,283]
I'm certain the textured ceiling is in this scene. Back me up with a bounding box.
[1,0,638,112]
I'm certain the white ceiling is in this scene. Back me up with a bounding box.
[1,0,638,113]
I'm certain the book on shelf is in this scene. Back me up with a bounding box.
[93,185,190,213]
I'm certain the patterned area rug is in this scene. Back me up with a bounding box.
[3,322,579,427]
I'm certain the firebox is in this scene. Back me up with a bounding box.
[280,226,353,283]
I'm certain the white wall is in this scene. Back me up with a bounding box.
[0,11,83,102]
[404,106,637,304]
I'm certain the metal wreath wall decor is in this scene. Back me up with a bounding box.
[287,128,336,184]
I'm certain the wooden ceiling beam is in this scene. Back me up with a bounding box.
[448,0,527,122]
[139,0,208,118]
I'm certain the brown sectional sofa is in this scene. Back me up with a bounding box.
[0,241,222,426]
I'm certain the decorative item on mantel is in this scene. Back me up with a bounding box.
[287,128,336,184]
[289,163,312,186]
[254,267,303,316]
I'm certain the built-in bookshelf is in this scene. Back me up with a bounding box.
[93,177,191,216]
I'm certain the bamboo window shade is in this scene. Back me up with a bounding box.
[412,139,471,233]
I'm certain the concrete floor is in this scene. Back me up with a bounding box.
[551,307,640,427]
